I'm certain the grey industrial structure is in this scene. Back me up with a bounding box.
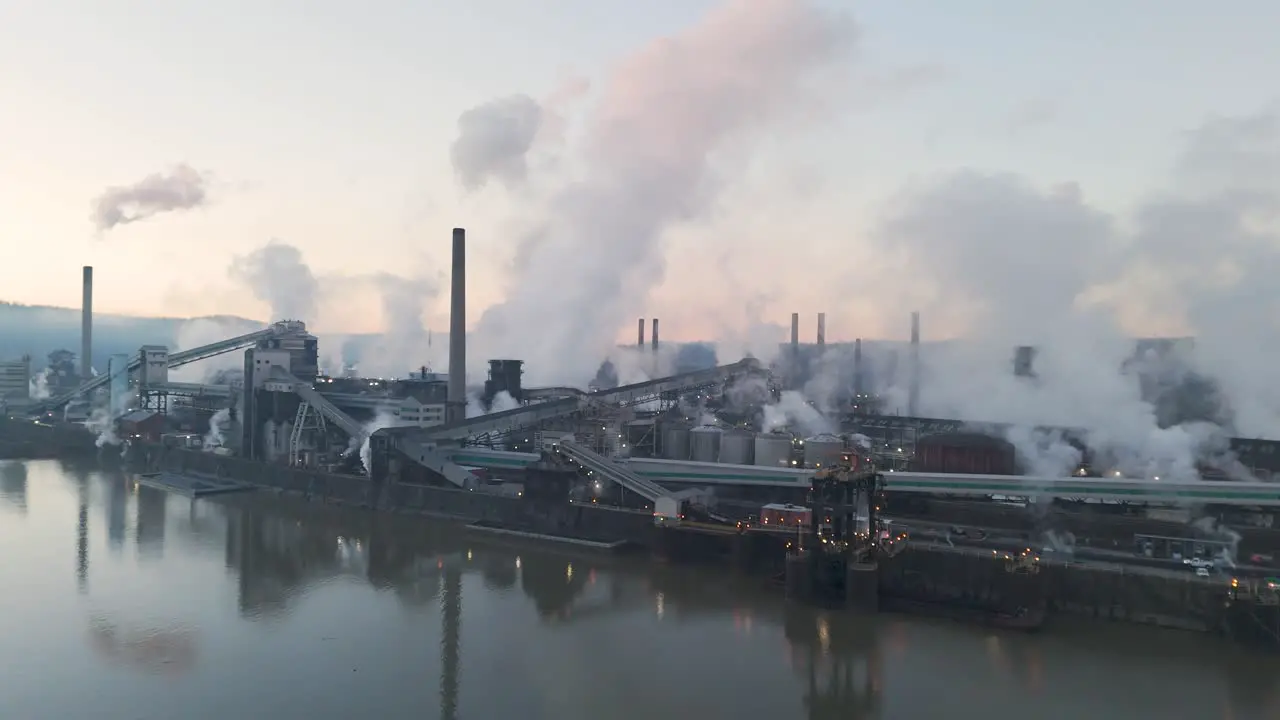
[21,231,1280,516]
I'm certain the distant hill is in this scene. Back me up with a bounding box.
[0,301,724,378]
[0,301,266,370]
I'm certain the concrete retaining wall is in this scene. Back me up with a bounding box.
[133,444,657,545]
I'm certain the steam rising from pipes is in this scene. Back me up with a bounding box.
[91,164,210,232]
[463,0,856,385]
[203,408,230,450]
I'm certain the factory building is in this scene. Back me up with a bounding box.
[0,356,31,401]
[118,410,166,443]
[393,397,447,427]
[256,321,318,382]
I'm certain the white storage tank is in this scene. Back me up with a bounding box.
[661,424,691,460]
[804,434,845,469]
[689,426,723,463]
[754,432,794,467]
[718,430,754,465]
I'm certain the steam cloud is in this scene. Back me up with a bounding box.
[229,241,320,322]
[91,164,209,232]
[222,240,443,378]
[838,108,1280,480]
[450,95,544,191]
[464,0,856,385]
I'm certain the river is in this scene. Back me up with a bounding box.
[2,458,1279,719]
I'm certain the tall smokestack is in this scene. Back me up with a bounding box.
[853,338,863,399]
[637,318,646,348]
[816,313,826,348]
[81,266,93,380]
[789,313,801,389]
[651,318,659,352]
[447,228,466,423]
[908,312,920,416]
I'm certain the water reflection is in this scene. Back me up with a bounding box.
[0,460,27,512]
[75,478,88,594]
[105,474,128,550]
[88,618,197,675]
[5,460,1280,719]
[136,485,167,559]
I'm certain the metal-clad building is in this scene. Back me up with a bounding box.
[0,357,30,400]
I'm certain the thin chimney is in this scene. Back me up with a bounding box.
[853,338,863,398]
[81,266,93,380]
[651,318,659,352]
[816,312,826,348]
[637,318,646,348]
[908,311,920,416]
[447,229,467,423]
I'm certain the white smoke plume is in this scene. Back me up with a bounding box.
[203,408,231,450]
[763,391,833,436]
[85,407,121,448]
[466,390,520,418]
[225,240,443,379]
[451,95,544,191]
[850,108,1280,480]
[467,0,856,386]
[28,368,51,400]
[229,241,320,322]
[358,409,409,475]
[91,164,210,232]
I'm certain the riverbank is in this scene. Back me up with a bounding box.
[10,441,1279,649]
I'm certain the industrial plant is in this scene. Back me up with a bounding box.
[9,226,1280,647]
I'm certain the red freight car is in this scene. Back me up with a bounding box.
[912,432,1018,475]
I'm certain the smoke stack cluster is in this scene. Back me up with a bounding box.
[81,266,93,380]
[1014,345,1037,378]
[816,312,826,348]
[447,228,466,423]
[637,318,646,348]
[908,311,920,416]
[651,318,659,352]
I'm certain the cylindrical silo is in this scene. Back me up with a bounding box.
[803,434,845,469]
[718,430,754,465]
[661,423,691,460]
[754,432,794,467]
[690,426,723,463]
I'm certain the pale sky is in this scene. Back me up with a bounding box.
[2,0,1278,345]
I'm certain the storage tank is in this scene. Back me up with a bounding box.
[718,430,754,465]
[690,426,723,463]
[661,424,691,460]
[754,432,794,467]
[803,434,845,469]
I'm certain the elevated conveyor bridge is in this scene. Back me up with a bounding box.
[433,448,1280,507]
[375,359,759,491]
[555,439,671,502]
[28,325,289,415]
[382,358,759,444]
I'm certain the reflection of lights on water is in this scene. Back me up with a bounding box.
[566,563,574,581]
[656,592,665,620]
[515,556,522,570]
[817,616,831,655]
[467,549,472,561]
